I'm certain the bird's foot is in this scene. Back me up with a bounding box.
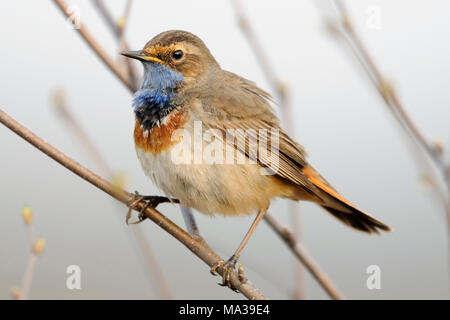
[126,191,179,224]
[210,254,240,292]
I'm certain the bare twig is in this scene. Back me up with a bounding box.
[118,0,134,38]
[0,108,267,300]
[53,0,135,92]
[91,0,139,90]
[333,1,445,170]
[19,254,38,300]
[91,0,120,37]
[264,213,344,300]
[17,207,45,300]
[328,0,450,253]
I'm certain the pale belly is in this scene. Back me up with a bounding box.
[135,140,277,216]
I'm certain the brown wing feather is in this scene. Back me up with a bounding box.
[194,70,321,196]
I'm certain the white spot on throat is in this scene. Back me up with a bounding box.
[161,108,180,126]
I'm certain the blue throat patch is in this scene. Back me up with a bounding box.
[132,62,184,129]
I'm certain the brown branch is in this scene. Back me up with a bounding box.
[0,108,267,300]
[264,213,344,300]
[53,0,136,92]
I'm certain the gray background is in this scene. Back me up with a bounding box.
[0,0,449,299]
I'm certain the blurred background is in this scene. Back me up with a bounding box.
[0,0,449,299]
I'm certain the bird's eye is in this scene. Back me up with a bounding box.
[172,50,184,60]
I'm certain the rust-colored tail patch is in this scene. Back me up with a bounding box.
[301,165,392,234]
[302,165,355,208]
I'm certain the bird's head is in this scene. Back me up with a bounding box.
[121,30,219,89]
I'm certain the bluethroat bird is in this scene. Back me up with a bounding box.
[122,30,391,287]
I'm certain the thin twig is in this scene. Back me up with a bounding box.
[0,108,267,300]
[91,0,120,37]
[18,207,45,300]
[53,0,135,92]
[264,213,344,300]
[118,0,134,38]
[117,0,134,64]
[333,0,445,172]
[116,0,139,90]
[91,0,139,90]
[230,0,280,94]
[19,223,37,300]
[19,253,38,300]
[60,0,201,241]
[331,0,448,188]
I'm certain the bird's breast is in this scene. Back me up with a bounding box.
[134,109,190,155]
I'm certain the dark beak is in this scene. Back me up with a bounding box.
[120,50,164,64]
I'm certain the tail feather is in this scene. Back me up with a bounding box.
[322,205,391,234]
[301,165,392,234]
